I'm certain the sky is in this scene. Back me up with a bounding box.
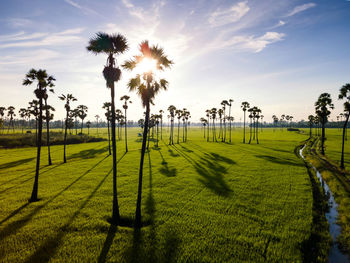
[0,0,350,123]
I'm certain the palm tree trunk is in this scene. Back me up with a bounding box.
[160,118,163,140]
[107,119,111,155]
[135,101,150,228]
[321,118,326,155]
[30,96,43,202]
[253,119,256,140]
[207,117,210,142]
[249,118,252,144]
[44,99,52,165]
[243,112,246,143]
[81,119,84,135]
[171,119,174,145]
[110,82,120,224]
[341,115,349,169]
[64,111,68,163]
[177,119,180,144]
[183,120,185,142]
[256,119,259,144]
[156,122,159,147]
[203,125,206,138]
[125,108,128,152]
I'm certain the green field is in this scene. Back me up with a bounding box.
[0,127,333,262]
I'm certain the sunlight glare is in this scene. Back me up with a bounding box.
[135,58,157,74]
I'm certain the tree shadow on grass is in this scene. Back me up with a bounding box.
[255,155,303,167]
[68,146,109,160]
[0,154,109,256]
[172,145,233,197]
[0,162,65,195]
[0,157,35,170]
[157,149,177,177]
[23,167,113,263]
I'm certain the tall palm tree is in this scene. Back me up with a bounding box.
[59,94,77,163]
[221,100,229,142]
[315,93,334,155]
[42,104,55,165]
[167,105,176,145]
[308,115,314,138]
[185,110,190,142]
[338,84,350,169]
[241,102,250,143]
[7,106,16,133]
[175,109,182,144]
[86,121,91,135]
[159,110,164,139]
[23,69,55,202]
[0,107,5,134]
[95,115,100,135]
[200,117,207,138]
[87,32,128,225]
[228,99,233,142]
[206,109,210,142]
[210,108,217,142]
[72,108,80,135]
[19,108,27,133]
[103,102,112,155]
[120,95,132,152]
[77,105,88,134]
[122,40,173,228]
[218,108,223,141]
[248,111,253,144]
[29,100,39,140]
[115,110,123,140]
[43,85,54,164]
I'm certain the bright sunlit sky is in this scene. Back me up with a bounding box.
[0,0,350,123]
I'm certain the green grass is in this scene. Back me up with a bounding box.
[0,127,329,262]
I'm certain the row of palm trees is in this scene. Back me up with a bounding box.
[201,100,234,143]
[271,114,294,130]
[167,106,191,144]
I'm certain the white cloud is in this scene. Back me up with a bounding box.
[209,1,250,27]
[0,28,85,49]
[286,3,316,17]
[209,31,285,53]
[7,18,33,28]
[270,20,286,29]
[64,0,99,15]
[0,49,60,65]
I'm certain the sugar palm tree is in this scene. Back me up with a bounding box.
[29,100,39,140]
[77,105,88,134]
[221,100,229,142]
[72,108,80,135]
[175,109,182,144]
[86,121,91,135]
[241,102,250,143]
[23,69,55,202]
[205,109,210,142]
[59,94,77,163]
[120,95,132,152]
[19,108,27,133]
[7,106,16,133]
[315,93,334,155]
[308,115,314,138]
[167,105,176,145]
[338,84,350,168]
[102,102,112,155]
[248,111,253,144]
[228,99,233,142]
[42,104,55,165]
[0,107,5,134]
[159,110,164,139]
[218,108,223,141]
[95,115,100,135]
[210,108,217,142]
[122,40,173,228]
[87,32,128,224]
[200,117,207,138]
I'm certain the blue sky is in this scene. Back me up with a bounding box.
[0,0,349,123]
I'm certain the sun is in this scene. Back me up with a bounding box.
[135,58,157,74]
